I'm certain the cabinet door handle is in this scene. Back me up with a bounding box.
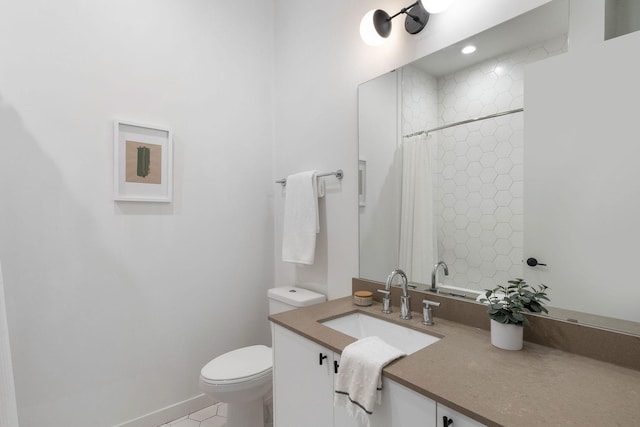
[442,416,453,426]
[334,360,339,374]
[319,353,328,366]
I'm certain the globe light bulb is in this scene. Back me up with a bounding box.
[421,0,455,14]
[360,10,387,46]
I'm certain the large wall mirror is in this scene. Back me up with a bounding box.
[358,0,640,335]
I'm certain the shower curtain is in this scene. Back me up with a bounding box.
[398,136,435,285]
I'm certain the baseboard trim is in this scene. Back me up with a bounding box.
[113,394,216,427]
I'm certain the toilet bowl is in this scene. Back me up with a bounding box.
[200,345,272,427]
[199,286,326,427]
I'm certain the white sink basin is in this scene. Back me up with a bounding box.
[321,312,440,354]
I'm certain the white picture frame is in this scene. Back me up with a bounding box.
[114,120,173,202]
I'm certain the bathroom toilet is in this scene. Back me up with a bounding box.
[199,286,326,427]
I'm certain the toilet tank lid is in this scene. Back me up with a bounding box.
[268,287,326,307]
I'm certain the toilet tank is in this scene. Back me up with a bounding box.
[268,287,326,315]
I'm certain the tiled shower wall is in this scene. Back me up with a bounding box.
[401,66,438,138]
[402,36,566,291]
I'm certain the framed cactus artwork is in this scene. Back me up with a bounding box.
[114,120,173,202]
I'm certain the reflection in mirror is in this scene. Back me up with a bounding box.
[358,0,640,335]
[359,0,569,288]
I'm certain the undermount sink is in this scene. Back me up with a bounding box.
[321,312,440,354]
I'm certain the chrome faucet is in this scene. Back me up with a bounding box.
[378,268,412,320]
[430,261,449,292]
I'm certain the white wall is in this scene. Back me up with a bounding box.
[0,1,274,426]
[273,0,552,299]
[525,30,640,323]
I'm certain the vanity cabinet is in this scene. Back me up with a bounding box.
[333,353,437,427]
[272,324,334,427]
[437,403,486,427]
[273,324,437,427]
[369,377,437,427]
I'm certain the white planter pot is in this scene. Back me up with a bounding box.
[490,319,523,350]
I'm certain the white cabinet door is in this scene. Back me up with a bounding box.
[373,378,436,427]
[332,353,358,427]
[437,403,487,427]
[273,325,334,427]
[333,353,437,427]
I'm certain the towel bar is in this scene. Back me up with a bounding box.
[276,169,343,186]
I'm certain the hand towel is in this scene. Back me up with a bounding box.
[334,336,406,427]
[282,170,319,264]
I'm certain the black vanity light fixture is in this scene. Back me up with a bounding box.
[360,0,456,46]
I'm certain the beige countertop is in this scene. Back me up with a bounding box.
[269,297,640,427]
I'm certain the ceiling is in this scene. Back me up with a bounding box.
[414,0,569,77]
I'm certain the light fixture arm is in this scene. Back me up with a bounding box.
[401,2,421,22]
[404,1,430,34]
[388,1,420,21]
[405,9,424,24]
[386,2,425,25]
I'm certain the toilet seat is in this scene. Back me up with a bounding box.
[200,345,272,385]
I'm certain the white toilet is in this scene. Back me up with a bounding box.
[199,286,326,427]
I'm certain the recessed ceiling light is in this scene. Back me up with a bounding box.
[461,45,477,54]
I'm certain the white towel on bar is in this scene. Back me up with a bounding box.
[334,336,406,427]
[282,170,320,264]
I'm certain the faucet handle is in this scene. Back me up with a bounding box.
[423,299,441,307]
[422,299,440,326]
[377,289,392,314]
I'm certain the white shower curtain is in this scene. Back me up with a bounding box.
[398,136,435,285]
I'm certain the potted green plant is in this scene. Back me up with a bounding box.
[481,278,549,350]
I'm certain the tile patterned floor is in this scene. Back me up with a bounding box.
[157,403,227,427]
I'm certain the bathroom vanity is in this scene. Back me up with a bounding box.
[273,323,482,427]
[270,296,640,427]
